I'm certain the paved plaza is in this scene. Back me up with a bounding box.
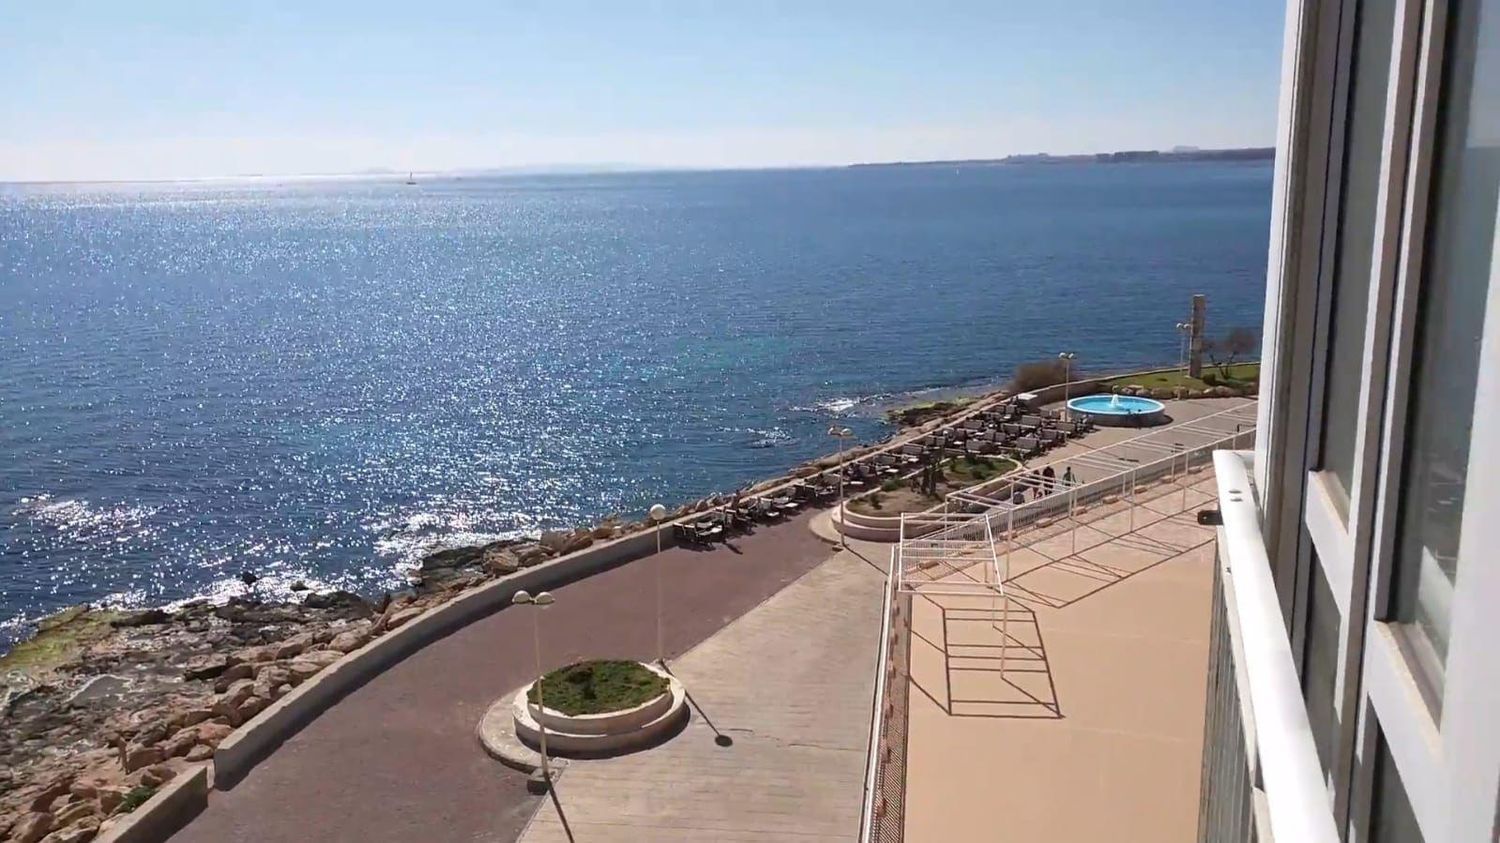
[902,470,1221,841]
[520,546,884,842]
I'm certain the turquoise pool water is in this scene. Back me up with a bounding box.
[1067,394,1166,415]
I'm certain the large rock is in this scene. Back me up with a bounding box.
[11,812,53,843]
[293,650,343,670]
[253,665,292,701]
[40,820,99,842]
[561,530,594,554]
[212,663,255,692]
[284,660,324,686]
[514,544,550,568]
[96,786,129,815]
[236,695,268,721]
[51,799,96,829]
[110,609,170,628]
[220,679,255,710]
[174,707,214,729]
[301,590,374,618]
[29,779,72,812]
[273,634,315,660]
[480,547,520,577]
[193,722,233,745]
[122,745,163,773]
[538,531,568,553]
[160,728,199,759]
[383,607,425,631]
[326,626,370,654]
[137,765,176,788]
[180,655,230,681]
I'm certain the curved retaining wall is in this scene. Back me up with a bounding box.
[93,763,209,843]
[213,525,672,789]
[834,505,952,543]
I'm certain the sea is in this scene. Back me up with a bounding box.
[0,162,1271,644]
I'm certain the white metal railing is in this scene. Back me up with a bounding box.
[1199,451,1339,843]
[859,548,909,843]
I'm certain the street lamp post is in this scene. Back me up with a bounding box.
[648,503,667,665]
[827,426,853,549]
[1057,352,1076,420]
[1176,322,1191,371]
[512,589,556,790]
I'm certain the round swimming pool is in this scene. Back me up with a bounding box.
[1066,394,1167,426]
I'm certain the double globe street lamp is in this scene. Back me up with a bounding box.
[511,588,556,791]
[1058,352,1076,420]
[827,426,854,549]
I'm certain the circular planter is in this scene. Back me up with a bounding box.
[503,661,688,759]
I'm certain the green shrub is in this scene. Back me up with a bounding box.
[881,478,902,492]
[1201,372,1220,386]
[120,785,158,814]
[1010,359,1072,392]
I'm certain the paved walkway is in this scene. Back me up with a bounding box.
[902,472,1220,841]
[172,512,840,843]
[521,545,884,842]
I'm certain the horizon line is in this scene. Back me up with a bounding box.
[0,144,1275,187]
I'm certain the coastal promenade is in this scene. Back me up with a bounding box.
[170,512,841,843]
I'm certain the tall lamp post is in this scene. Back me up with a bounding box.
[1057,352,1076,420]
[512,589,556,791]
[827,426,853,549]
[1176,322,1192,371]
[648,503,667,665]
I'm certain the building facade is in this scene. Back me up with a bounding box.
[1200,0,1498,840]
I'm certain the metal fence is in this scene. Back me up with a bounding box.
[1197,550,1262,843]
[859,550,911,843]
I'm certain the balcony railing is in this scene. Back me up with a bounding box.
[1198,451,1340,843]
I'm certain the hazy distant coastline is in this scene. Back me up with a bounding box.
[848,146,1275,169]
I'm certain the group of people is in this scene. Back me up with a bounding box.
[1009,464,1078,505]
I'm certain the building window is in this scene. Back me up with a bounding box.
[1319,0,1399,516]
[1387,0,1497,709]
[1369,730,1424,842]
[1302,553,1341,778]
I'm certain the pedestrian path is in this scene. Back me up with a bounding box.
[520,546,885,843]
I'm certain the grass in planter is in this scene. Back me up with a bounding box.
[527,659,670,716]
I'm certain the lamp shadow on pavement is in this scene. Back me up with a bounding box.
[543,777,577,843]
[658,663,735,747]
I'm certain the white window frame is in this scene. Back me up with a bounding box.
[1344,0,1500,839]
[1294,0,1428,824]
[1274,0,1500,839]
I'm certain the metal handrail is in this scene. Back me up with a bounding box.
[858,549,900,841]
[1211,451,1339,843]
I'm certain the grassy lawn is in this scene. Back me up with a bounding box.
[528,659,669,715]
[1104,362,1259,391]
[849,456,1018,516]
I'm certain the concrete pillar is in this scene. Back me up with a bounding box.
[1188,294,1207,378]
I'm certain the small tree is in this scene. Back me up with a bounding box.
[1010,359,1071,392]
[1203,327,1257,379]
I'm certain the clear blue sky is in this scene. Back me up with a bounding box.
[0,0,1286,181]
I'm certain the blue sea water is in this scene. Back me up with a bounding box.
[0,163,1270,640]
